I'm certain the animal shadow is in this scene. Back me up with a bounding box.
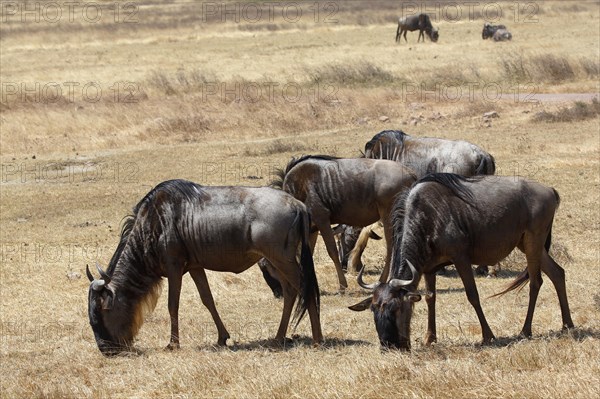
[216,336,370,352]
[462,326,600,349]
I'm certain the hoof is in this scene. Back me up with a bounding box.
[165,343,180,351]
[562,323,575,330]
[482,335,497,345]
[424,335,437,346]
[217,335,230,346]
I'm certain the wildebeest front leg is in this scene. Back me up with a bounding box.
[189,268,230,346]
[166,271,183,350]
[424,272,437,345]
[455,260,495,344]
[317,222,348,290]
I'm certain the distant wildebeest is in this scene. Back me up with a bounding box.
[260,155,416,292]
[482,22,506,39]
[343,130,496,275]
[349,174,574,350]
[482,22,512,41]
[396,13,439,43]
[86,179,322,356]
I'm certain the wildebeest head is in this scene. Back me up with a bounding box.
[482,23,507,40]
[349,261,430,350]
[430,28,439,42]
[86,264,135,356]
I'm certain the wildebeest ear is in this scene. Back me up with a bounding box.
[348,297,373,311]
[403,293,422,302]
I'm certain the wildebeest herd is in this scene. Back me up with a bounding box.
[87,128,574,355]
[395,13,513,43]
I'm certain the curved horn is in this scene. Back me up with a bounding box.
[389,260,418,289]
[96,262,111,284]
[357,264,380,291]
[86,264,95,282]
[92,279,105,291]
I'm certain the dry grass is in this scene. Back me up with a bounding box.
[532,99,600,123]
[1,1,599,398]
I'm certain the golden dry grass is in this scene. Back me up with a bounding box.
[1,1,599,398]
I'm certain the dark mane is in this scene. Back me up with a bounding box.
[106,179,205,276]
[390,188,413,281]
[364,130,408,160]
[365,130,408,151]
[106,216,135,275]
[416,173,481,205]
[271,155,340,189]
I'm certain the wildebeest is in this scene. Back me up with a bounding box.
[482,22,512,41]
[86,179,322,355]
[344,130,496,275]
[349,174,574,350]
[364,130,495,176]
[262,155,416,291]
[396,13,439,43]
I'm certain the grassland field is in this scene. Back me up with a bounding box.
[0,1,599,398]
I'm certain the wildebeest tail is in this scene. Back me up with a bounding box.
[490,268,529,298]
[476,152,496,175]
[544,188,560,253]
[292,209,320,328]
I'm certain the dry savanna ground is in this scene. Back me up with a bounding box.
[1,1,599,398]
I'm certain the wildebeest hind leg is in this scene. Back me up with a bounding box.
[520,249,544,338]
[189,268,230,346]
[540,251,574,330]
[455,259,496,343]
[273,274,298,344]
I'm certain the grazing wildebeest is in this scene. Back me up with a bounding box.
[262,155,416,291]
[86,179,322,355]
[349,174,574,350]
[396,13,439,43]
[482,22,511,40]
[344,130,496,275]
